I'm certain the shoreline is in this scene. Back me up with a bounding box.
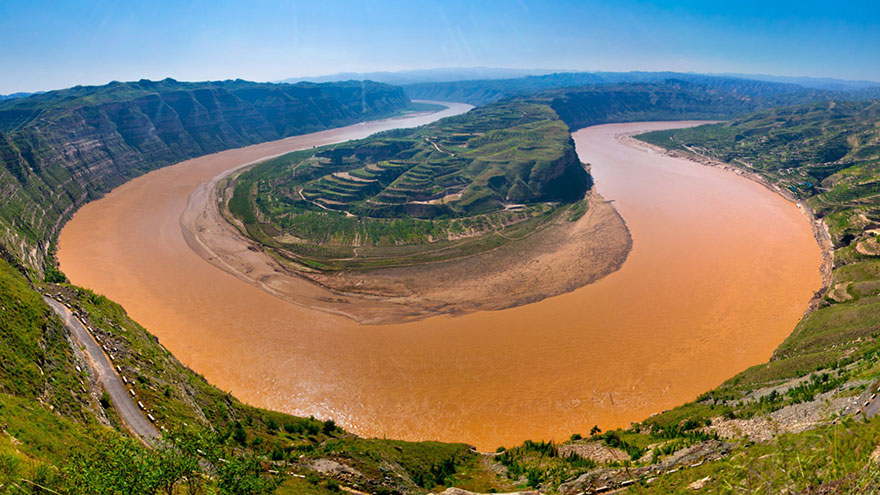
[182,162,633,323]
[622,133,833,317]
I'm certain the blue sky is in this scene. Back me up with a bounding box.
[1,0,878,93]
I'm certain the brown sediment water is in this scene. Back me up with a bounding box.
[58,118,823,450]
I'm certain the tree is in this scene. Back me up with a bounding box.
[214,451,282,495]
[232,421,248,444]
[153,435,201,495]
[62,433,163,494]
[61,428,284,494]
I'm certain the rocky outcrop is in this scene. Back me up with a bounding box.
[0,79,410,275]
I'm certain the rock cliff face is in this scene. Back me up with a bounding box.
[0,79,410,274]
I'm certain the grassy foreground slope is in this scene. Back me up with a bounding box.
[0,255,495,494]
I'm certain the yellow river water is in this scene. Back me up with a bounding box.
[58,112,823,450]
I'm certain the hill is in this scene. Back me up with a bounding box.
[278,66,562,85]
[0,78,412,276]
[541,79,826,130]
[224,98,588,271]
[402,71,837,106]
[0,92,36,101]
[717,72,880,91]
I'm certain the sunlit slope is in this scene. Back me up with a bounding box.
[226,99,590,270]
[0,78,412,276]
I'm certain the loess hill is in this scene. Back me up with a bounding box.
[226,99,591,270]
[0,78,412,275]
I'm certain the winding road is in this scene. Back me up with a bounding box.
[857,381,880,421]
[44,296,161,444]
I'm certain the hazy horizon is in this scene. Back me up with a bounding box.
[2,0,879,94]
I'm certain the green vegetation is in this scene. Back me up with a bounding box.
[636,418,880,493]
[0,258,95,420]
[226,98,589,270]
[0,78,412,277]
[0,253,485,493]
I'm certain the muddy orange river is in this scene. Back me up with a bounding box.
[59,111,823,450]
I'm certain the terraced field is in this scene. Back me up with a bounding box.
[225,99,590,270]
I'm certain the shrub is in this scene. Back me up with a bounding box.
[284,422,303,435]
[232,421,247,444]
[266,416,279,431]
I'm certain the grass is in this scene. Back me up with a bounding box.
[638,417,880,493]
[0,393,101,466]
[0,258,97,421]
[226,98,589,270]
[0,256,486,493]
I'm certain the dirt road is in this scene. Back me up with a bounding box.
[44,297,161,444]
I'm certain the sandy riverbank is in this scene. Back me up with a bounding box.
[182,167,632,324]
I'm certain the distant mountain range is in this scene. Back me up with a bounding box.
[277,67,564,85]
[400,71,848,106]
[0,91,38,101]
[717,73,880,91]
[8,69,877,103]
[278,67,880,94]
